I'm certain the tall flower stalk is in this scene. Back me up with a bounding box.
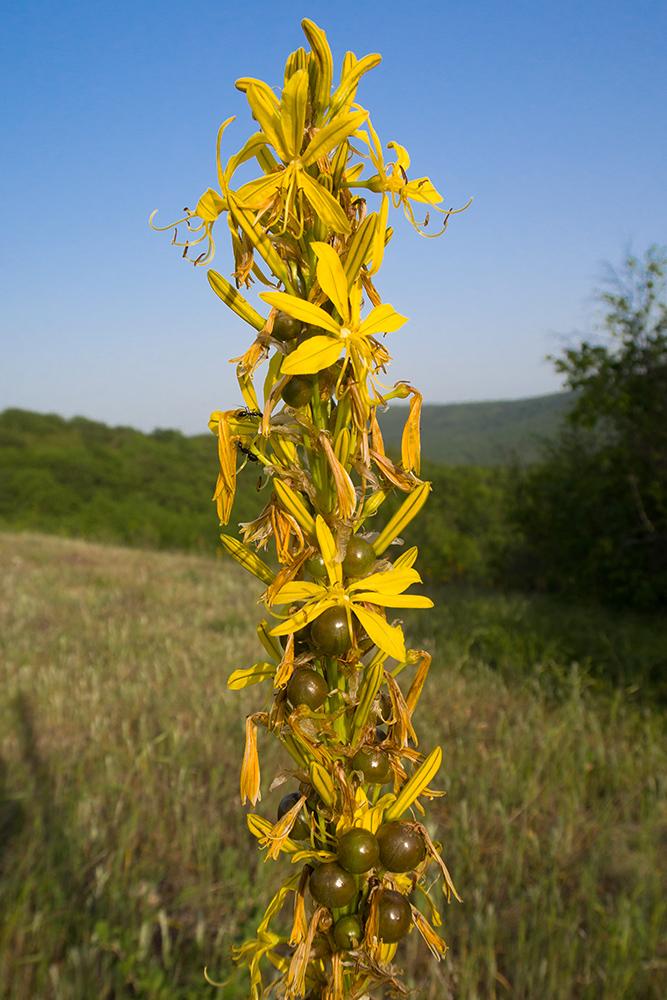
[154,20,467,999]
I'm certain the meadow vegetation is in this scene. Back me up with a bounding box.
[2,532,665,999]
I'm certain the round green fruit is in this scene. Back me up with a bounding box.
[310,607,353,658]
[282,376,313,408]
[333,914,362,951]
[351,747,392,785]
[277,792,310,840]
[272,311,301,342]
[309,862,357,909]
[377,889,412,942]
[297,324,326,345]
[376,821,426,873]
[342,536,376,578]
[337,828,380,874]
[286,668,328,711]
[305,552,328,579]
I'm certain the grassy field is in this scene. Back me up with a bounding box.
[1,532,666,1000]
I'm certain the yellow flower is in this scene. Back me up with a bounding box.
[269,516,432,662]
[351,119,472,236]
[259,241,407,392]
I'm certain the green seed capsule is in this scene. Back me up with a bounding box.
[377,889,412,942]
[337,828,380,874]
[286,668,328,711]
[309,862,357,909]
[282,375,313,408]
[351,747,392,785]
[376,821,426,873]
[311,607,353,657]
[333,914,363,950]
[272,311,301,342]
[342,536,376,578]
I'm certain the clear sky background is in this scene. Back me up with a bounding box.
[2,0,666,434]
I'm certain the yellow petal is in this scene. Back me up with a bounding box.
[228,662,276,690]
[351,593,433,609]
[300,18,333,122]
[348,566,422,594]
[352,605,406,662]
[219,534,276,585]
[258,291,341,335]
[351,659,384,743]
[270,596,338,637]
[301,110,368,165]
[373,481,431,555]
[235,171,283,210]
[245,81,289,161]
[281,336,343,376]
[315,514,342,586]
[298,170,352,234]
[273,479,316,536]
[195,187,227,223]
[280,68,308,158]
[343,213,377,291]
[367,193,389,276]
[309,761,335,808]
[384,745,442,821]
[393,546,419,570]
[404,176,444,205]
[273,581,325,603]
[207,270,266,331]
[358,302,408,339]
[327,53,381,121]
[312,242,350,321]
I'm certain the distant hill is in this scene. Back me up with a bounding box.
[378,392,574,465]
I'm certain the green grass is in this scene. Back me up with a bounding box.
[1,533,666,999]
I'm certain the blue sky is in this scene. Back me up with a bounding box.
[1,0,665,434]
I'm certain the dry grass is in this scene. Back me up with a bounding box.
[1,532,666,999]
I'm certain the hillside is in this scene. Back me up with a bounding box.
[378,392,573,465]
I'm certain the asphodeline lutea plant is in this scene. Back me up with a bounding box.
[153,19,469,1000]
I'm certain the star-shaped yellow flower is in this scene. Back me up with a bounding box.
[269,516,432,662]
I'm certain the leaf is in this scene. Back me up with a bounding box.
[219,534,276,584]
[373,481,431,555]
[352,605,406,662]
[312,242,350,321]
[280,69,308,159]
[228,662,276,689]
[358,303,408,339]
[259,291,341,335]
[384,746,442,821]
[281,336,342,376]
[299,171,352,234]
[208,270,266,331]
